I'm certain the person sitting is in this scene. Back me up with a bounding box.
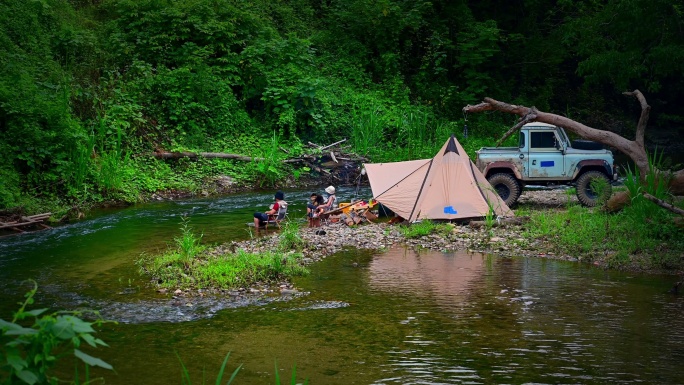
[306,193,319,227]
[253,191,286,230]
[310,195,325,227]
[319,185,337,212]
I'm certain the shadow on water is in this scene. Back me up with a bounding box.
[1,188,683,384]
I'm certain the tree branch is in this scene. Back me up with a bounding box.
[643,193,684,216]
[495,108,538,147]
[623,90,650,147]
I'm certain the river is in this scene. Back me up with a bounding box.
[1,188,683,384]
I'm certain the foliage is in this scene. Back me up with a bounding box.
[521,204,684,270]
[1,0,684,214]
[253,132,286,188]
[0,281,113,385]
[399,220,451,239]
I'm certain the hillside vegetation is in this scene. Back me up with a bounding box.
[2,0,683,214]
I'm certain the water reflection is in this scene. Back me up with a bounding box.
[359,247,684,385]
[369,247,485,308]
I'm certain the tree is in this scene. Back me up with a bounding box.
[462,90,684,197]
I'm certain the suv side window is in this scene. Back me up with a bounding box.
[530,131,557,149]
[519,132,525,148]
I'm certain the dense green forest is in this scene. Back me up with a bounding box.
[2,0,683,214]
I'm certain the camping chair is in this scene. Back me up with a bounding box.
[265,202,289,229]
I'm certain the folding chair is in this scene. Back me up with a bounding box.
[265,203,289,229]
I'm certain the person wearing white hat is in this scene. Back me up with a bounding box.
[320,185,337,212]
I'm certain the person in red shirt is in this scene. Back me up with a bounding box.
[253,191,285,228]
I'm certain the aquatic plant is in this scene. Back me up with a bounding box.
[176,355,309,385]
[175,216,206,268]
[177,352,241,385]
[0,281,113,385]
[278,220,305,251]
[274,361,309,385]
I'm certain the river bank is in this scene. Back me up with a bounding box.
[149,188,682,301]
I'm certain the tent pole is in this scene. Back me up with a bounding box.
[408,159,434,222]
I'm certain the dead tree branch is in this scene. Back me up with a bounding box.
[643,193,684,216]
[623,90,650,147]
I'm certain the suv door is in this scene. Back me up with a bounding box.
[527,130,565,179]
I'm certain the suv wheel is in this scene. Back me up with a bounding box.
[575,171,612,207]
[487,173,521,207]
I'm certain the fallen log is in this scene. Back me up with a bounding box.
[0,220,51,230]
[469,216,530,229]
[643,193,684,215]
[153,152,264,162]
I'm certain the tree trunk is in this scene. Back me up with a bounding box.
[463,90,684,195]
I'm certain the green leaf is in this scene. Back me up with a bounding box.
[16,370,38,385]
[67,316,95,334]
[4,327,38,336]
[74,349,113,370]
[51,317,76,340]
[25,308,48,317]
[6,350,27,371]
[0,319,22,331]
[81,333,97,347]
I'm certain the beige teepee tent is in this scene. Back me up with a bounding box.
[364,135,513,221]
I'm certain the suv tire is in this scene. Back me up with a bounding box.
[487,173,521,207]
[576,171,611,207]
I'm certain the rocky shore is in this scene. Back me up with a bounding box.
[155,188,682,303]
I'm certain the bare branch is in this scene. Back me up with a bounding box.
[643,193,684,215]
[320,138,347,151]
[495,108,538,147]
[623,90,650,147]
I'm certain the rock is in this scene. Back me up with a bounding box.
[174,289,183,295]
[215,175,236,188]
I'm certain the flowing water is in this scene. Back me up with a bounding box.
[1,188,683,384]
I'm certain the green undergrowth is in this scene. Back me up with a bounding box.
[399,220,452,239]
[519,202,684,270]
[137,219,309,290]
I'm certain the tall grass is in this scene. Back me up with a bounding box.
[176,216,205,268]
[278,220,304,251]
[350,102,386,157]
[522,152,684,270]
[254,131,284,187]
